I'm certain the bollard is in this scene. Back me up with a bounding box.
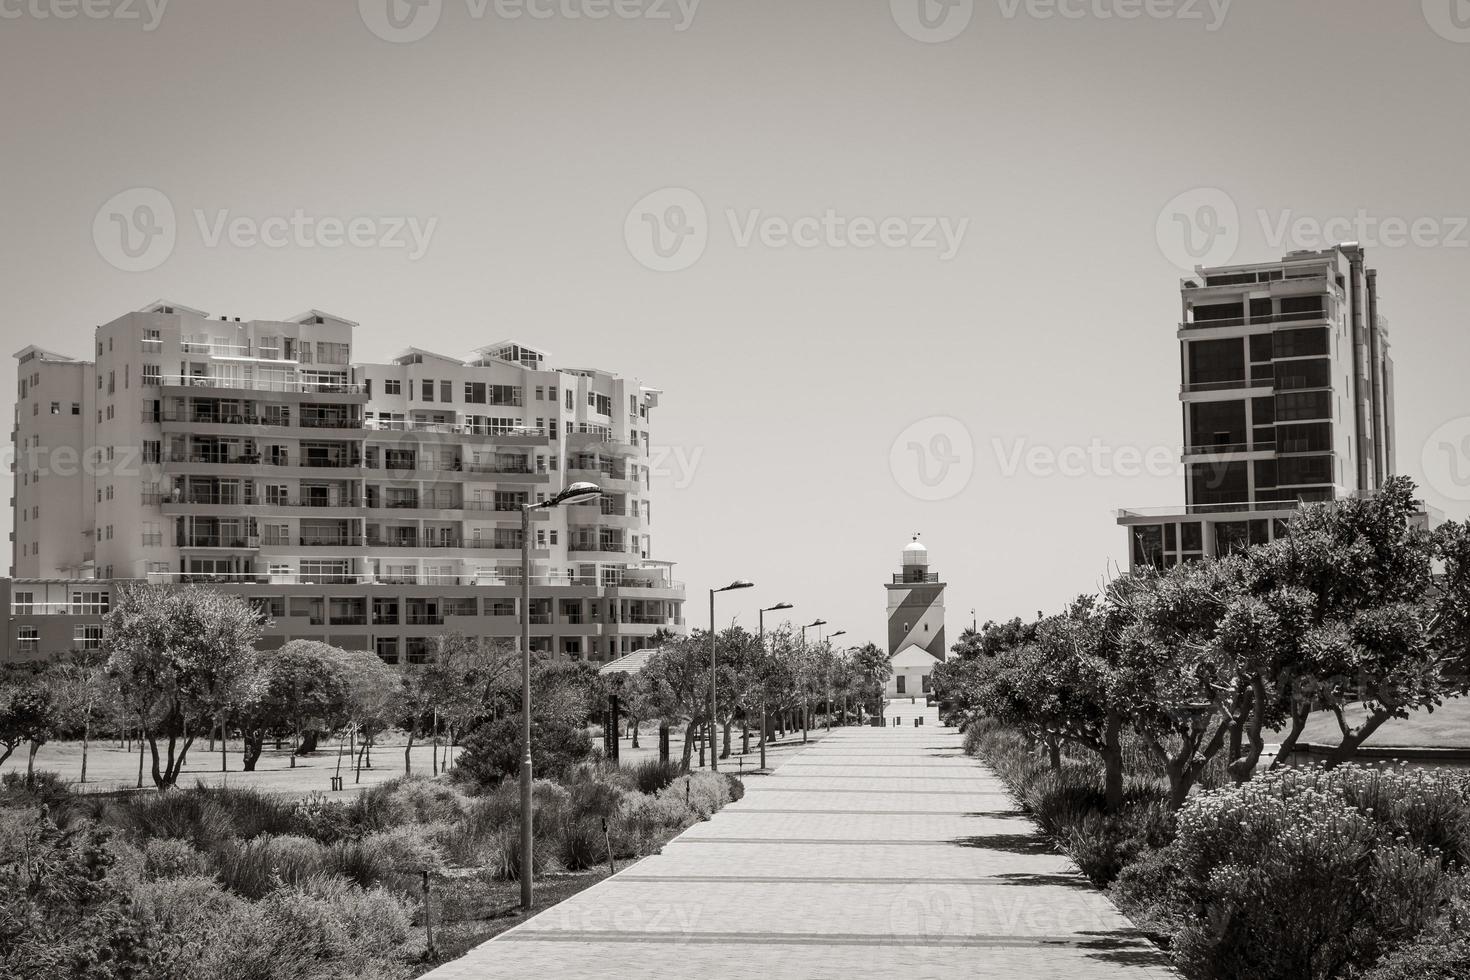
[421,870,435,959]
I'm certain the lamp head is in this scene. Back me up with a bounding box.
[716,580,755,593]
[551,481,602,507]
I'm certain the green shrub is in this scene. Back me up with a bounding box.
[0,816,161,979]
[130,874,243,972]
[628,758,681,794]
[322,838,393,889]
[290,792,355,843]
[196,786,299,839]
[1163,772,1455,980]
[556,818,607,871]
[106,790,236,850]
[142,837,212,880]
[453,716,594,788]
[214,834,326,899]
[1359,884,1470,980]
[656,771,730,821]
[607,793,688,857]
[191,876,412,980]
[360,824,445,876]
[724,775,745,803]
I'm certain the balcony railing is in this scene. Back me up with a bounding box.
[1179,308,1331,331]
[164,453,361,468]
[1181,378,1274,394]
[155,410,362,429]
[121,570,685,591]
[161,375,364,395]
[365,419,548,437]
[177,536,260,549]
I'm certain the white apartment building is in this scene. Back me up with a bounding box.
[6,301,684,664]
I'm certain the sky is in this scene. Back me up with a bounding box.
[2,0,1469,649]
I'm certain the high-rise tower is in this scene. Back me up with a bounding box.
[885,535,946,658]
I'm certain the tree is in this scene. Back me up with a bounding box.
[849,642,892,721]
[105,585,264,790]
[236,641,346,771]
[44,652,111,784]
[0,676,56,784]
[639,634,712,772]
[1241,478,1462,768]
[323,647,399,783]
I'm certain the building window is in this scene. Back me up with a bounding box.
[384,378,401,395]
[421,380,435,402]
[12,592,35,614]
[440,380,453,403]
[896,675,906,694]
[49,402,59,414]
[16,627,39,654]
[73,625,103,651]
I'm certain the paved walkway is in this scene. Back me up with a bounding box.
[425,726,1176,979]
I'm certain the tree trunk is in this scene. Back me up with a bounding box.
[1046,734,1062,772]
[137,724,146,789]
[1325,707,1394,768]
[630,719,640,749]
[298,730,320,754]
[659,722,670,764]
[80,719,91,785]
[1102,716,1124,813]
[219,713,228,773]
[242,730,265,772]
[1269,703,1313,770]
[25,741,40,785]
[404,725,416,775]
[741,721,750,755]
[721,719,732,759]
[679,720,697,772]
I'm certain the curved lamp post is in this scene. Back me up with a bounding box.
[520,480,601,913]
[708,579,754,772]
[799,619,826,742]
[757,602,793,770]
[824,630,846,729]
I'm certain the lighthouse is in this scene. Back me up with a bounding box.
[885,535,947,659]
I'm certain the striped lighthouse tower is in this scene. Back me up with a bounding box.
[885,535,947,658]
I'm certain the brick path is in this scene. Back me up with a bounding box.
[424,726,1177,979]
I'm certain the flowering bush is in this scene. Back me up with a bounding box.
[1161,767,1463,980]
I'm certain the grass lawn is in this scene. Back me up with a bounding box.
[1270,695,1470,749]
[2,721,832,797]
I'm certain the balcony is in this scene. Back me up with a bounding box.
[177,536,260,549]
[156,410,362,430]
[161,375,364,395]
[1181,378,1274,394]
[1179,308,1331,331]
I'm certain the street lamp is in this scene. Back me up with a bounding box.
[800,620,826,743]
[757,602,793,770]
[824,630,846,730]
[519,480,600,913]
[709,580,754,772]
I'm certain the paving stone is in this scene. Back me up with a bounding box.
[420,726,1178,980]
